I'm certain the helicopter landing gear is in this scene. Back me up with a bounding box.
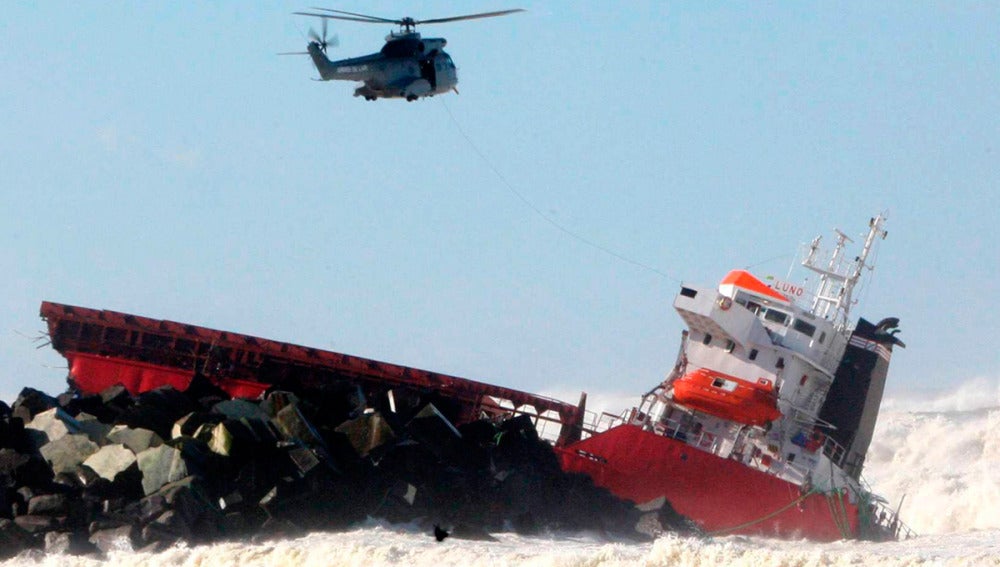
[406,94,418,102]
[364,96,377,101]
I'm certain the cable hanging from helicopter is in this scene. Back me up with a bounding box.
[281,9,680,280]
[283,7,524,102]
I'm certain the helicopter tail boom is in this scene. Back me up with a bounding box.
[308,43,382,82]
[307,42,337,80]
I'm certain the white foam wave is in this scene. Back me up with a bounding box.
[5,528,999,567]
[864,397,1000,534]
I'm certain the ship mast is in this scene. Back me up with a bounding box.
[802,213,888,328]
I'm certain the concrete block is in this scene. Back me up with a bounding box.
[39,433,99,475]
[136,445,188,496]
[83,444,137,482]
[107,425,163,454]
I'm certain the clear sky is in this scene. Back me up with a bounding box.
[2,2,997,404]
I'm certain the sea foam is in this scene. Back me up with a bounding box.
[6,526,999,567]
[864,378,1000,535]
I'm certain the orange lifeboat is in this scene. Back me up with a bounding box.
[671,368,781,426]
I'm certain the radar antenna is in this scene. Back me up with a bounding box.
[802,212,888,327]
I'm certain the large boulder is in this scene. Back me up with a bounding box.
[100,384,133,408]
[0,518,34,559]
[206,419,267,461]
[63,391,122,424]
[39,433,99,475]
[27,493,69,516]
[260,391,299,418]
[272,404,325,448]
[118,386,197,440]
[75,413,113,445]
[106,425,163,454]
[0,415,33,453]
[136,445,188,496]
[83,444,136,482]
[11,388,58,422]
[13,513,58,534]
[404,404,463,462]
[0,448,53,488]
[147,476,221,545]
[25,407,84,448]
[335,411,395,457]
[285,445,322,477]
[212,399,268,421]
[88,523,138,554]
[172,412,226,440]
[140,509,190,546]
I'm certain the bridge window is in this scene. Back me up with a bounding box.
[749,349,759,361]
[680,287,697,298]
[793,319,816,337]
[702,334,713,345]
[764,309,789,325]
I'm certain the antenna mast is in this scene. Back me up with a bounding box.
[802,212,888,328]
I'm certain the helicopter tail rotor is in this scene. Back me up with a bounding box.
[282,20,338,56]
[308,19,338,54]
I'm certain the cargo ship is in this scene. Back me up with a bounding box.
[38,214,909,541]
[556,213,910,540]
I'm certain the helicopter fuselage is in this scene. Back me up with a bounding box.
[308,33,458,101]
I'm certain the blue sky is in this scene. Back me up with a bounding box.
[1,2,997,404]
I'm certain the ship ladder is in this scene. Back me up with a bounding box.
[705,488,818,537]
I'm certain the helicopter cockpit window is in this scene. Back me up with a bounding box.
[381,39,421,58]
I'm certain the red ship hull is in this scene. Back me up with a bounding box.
[557,424,859,541]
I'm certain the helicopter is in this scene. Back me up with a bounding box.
[287,8,523,101]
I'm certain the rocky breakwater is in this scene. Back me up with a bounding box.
[0,378,693,558]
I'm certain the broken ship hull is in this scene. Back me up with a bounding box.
[557,424,859,541]
[38,300,893,541]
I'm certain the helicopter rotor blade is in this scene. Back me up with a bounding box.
[417,9,525,26]
[277,51,311,55]
[307,7,397,24]
[294,11,392,25]
[295,8,524,30]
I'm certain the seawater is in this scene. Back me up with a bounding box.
[4,380,999,567]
